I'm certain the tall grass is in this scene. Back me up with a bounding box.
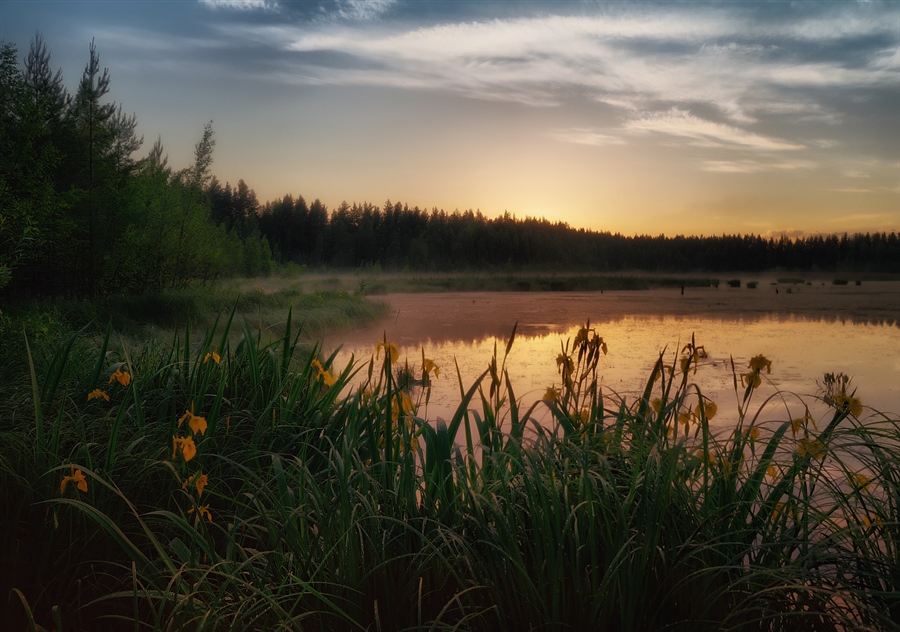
[1,315,897,631]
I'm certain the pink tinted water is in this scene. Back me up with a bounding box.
[323,291,900,427]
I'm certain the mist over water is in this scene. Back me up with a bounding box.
[324,290,900,428]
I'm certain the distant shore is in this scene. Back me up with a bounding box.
[233,272,900,328]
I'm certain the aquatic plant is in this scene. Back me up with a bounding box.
[2,315,897,631]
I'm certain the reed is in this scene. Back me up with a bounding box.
[2,314,897,631]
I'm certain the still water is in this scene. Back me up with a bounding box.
[323,290,900,427]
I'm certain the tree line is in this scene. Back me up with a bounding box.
[254,197,900,273]
[0,35,272,299]
[2,35,897,301]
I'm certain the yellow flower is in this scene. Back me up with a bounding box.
[391,391,415,422]
[678,410,692,427]
[797,438,826,460]
[790,412,816,437]
[108,368,131,386]
[766,465,779,479]
[178,408,207,436]
[183,472,209,497]
[746,427,760,442]
[556,352,574,376]
[650,398,662,414]
[376,341,399,363]
[188,504,212,522]
[694,401,717,420]
[772,502,796,522]
[60,464,88,494]
[423,358,440,379]
[741,372,762,389]
[579,408,590,425]
[204,348,221,364]
[850,473,871,491]
[310,358,337,387]
[543,386,560,403]
[172,436,197,462]
[748,355,772,374]
[832,394,863,418]
[87,388,109,402]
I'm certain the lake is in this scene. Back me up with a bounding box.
[322,285,900,428]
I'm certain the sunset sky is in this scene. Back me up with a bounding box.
[2,0,898,236]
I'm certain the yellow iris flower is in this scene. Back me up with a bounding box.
[108,368,131,386]
[543,386,560,403]
[178,408,208,436]
[310,358,337,387]
[172,436,197,462]
[60,464,88,494]
[188,504,212,522]
[797,438,826,460]
[376,341,399,363]
[183,472,209,497]
[87,389,109,402]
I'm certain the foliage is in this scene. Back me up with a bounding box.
[0,36,273,299]
[257,198,900,272]
[1,314,897,631]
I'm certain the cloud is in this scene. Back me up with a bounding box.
[626,109,804,151]
[702,159,816,173]
[549,128,625,147]
[200,0,276,10]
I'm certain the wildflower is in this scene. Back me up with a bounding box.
[391,391,414,422]
[678,411,692,427]
[87,389,109,402]
[60,464,87,494]
[579,408,590,425]
[543,386,560,403]
[797,438,826,460]
[650,398,662,414]
[746,427,760,442]
[108,368,131,386]
[766,465,779,479]
[850,473,871,491]
[178,408,208,436]
[832,393,863,418]
[694,401,717,420]
[188,504,212,522]
[741,372,761,389]
[861,512,883,528]
[204,348,221,364]
[748,355,772,374]
[422,358,440,379]
[790,412,816,437]
[772,502,796,522]
[574,326,590,347]
[172,436,197,462]
[556,352,574,376]
[694,448,716,466]
[310,358,337,387]
[183,472,209,497]
[376,341,399,363]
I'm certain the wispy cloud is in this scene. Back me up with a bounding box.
[625,108,804,151]
[549,128,625,147]
[702,159,817,174]
[200,0,276,10]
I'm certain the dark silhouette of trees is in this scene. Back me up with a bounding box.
[2,34,897,301]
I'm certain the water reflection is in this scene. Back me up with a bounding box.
[324,291,900,426]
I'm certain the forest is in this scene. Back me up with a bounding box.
[2,35,898,302]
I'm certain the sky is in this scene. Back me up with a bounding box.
[1,0,898,237]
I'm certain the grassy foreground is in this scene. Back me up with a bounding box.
[1,312,898,631]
